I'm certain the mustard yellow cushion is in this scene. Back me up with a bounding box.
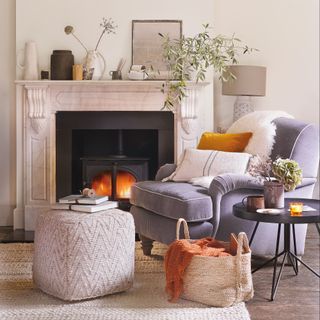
[197,132,253,152]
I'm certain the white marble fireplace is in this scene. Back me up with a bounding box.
[14,80,212,230]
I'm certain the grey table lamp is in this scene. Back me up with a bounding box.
[222,65,266,121]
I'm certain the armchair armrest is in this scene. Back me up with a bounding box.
[208,173,263,197]
[155,164,177,181]
[208,175,316,198]
[207,174,264,236]
[295,177,317,189]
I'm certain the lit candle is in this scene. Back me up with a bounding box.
[289,202,303,216]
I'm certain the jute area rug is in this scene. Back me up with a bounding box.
[0,242,250,320]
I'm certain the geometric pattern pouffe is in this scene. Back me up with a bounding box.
[33,209,135,301]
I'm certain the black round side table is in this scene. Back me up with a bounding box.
[233,198,320,301]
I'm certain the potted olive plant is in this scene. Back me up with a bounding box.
[159,24,256,110]
[249,156,303,208]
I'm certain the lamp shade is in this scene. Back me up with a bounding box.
[222,65,266,96]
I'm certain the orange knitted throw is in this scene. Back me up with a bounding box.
[164,238,231,302]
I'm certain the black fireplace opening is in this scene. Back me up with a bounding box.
[56,111,174,206]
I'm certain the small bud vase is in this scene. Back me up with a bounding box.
[83,50,106,80]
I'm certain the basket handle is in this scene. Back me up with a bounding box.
[236,232,250,256]
[235,232,251,302]
[176,218,190,240]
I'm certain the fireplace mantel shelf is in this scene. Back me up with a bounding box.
[15,80,210,88]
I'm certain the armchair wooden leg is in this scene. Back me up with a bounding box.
[140,235,154,256]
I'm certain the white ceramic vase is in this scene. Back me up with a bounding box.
[17,41,39,80]
[83,50,106,80]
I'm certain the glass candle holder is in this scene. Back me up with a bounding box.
[289,202,303,216]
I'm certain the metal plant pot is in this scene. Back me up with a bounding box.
[264,181,284,208]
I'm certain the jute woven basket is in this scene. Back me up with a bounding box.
[177,218,254,307]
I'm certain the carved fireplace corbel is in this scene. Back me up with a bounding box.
[25,85,48,134]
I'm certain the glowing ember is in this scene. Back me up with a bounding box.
[91,170,136,199]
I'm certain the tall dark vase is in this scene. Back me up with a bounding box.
[50,50,74,80]
[264,181,284,208]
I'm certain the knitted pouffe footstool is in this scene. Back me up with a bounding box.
[33,209,135,301]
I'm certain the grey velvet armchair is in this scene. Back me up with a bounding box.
[130,117,319,256]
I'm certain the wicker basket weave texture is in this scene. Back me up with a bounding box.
[33,209,135,301]
[176,218,254,307]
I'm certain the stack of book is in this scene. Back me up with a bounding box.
[52,195,118,213]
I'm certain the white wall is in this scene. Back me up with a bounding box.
[213,0,319,129]
[0,0,15,226]
[16,0,215,79]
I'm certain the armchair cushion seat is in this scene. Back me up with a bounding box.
[131,181,213,222]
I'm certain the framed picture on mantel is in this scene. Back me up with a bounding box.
[132,20,182,79]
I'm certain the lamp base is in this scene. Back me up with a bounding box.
[233,96,254,122]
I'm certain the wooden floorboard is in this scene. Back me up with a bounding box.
[247,224,319,320]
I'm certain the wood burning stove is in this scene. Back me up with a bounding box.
[81,129,148,202]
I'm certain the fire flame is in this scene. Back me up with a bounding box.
[91,171,136,199]
[92,173,112,196]
[116,171,136,199]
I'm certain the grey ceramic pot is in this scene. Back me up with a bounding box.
[50,50,74,80]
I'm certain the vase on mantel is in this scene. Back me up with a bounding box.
[264,181,284,208]
[50,50,74,80]
[83,50,106,80]
[17,41,39,80]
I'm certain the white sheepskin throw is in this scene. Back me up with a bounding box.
[227,111,293,158]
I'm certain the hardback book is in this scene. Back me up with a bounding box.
[71,201,118,213]
[58,195,83,203]
[58,194,109,204]
[51,203,72,210]
[76,195,109,205]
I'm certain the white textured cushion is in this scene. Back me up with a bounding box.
[33,209,135,301]
[227,111,293,158]
[189,176,215,188]
[170,149,251,182]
